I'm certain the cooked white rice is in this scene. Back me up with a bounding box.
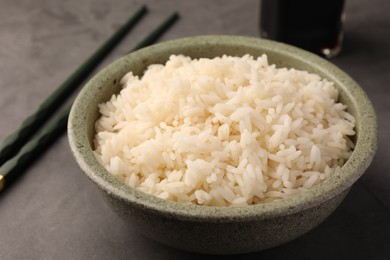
[93,54,355,206]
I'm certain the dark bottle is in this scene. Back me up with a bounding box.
[260,0,346,58]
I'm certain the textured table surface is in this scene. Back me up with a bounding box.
[1,0,389,259]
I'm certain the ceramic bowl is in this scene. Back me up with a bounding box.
[68,35,377,254]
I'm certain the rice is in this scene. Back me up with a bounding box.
[93,54,355,206]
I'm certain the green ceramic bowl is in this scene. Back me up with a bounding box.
[68,35,377,254]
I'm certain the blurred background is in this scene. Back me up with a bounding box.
[0,0,389,259]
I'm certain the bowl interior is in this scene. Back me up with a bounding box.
[68,35,377,221]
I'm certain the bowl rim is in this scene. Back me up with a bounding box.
[68,35,377,222]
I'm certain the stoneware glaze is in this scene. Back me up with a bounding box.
[68,35,377,254]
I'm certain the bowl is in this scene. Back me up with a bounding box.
[68,35,377,254]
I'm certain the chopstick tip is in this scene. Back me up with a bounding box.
[172,11,180,20]
[140,5,149,13]
[0,175,4,192]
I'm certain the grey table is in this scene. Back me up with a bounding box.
[1,0,389,259]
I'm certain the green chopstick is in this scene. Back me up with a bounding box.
[0,5,148,167]
[0,11,180,192]
[0,107,71,189]
[131,11,179,51]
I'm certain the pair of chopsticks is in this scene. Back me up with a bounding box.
[0,6,179,192]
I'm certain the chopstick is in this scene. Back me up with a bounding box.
[131,11,179,52]
[0,5,148,167]
[0,11,180,192]
[0,107,71,190]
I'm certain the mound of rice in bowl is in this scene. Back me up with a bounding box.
[93,54,355,206]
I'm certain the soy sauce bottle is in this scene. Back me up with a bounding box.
[260,0,346,58]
